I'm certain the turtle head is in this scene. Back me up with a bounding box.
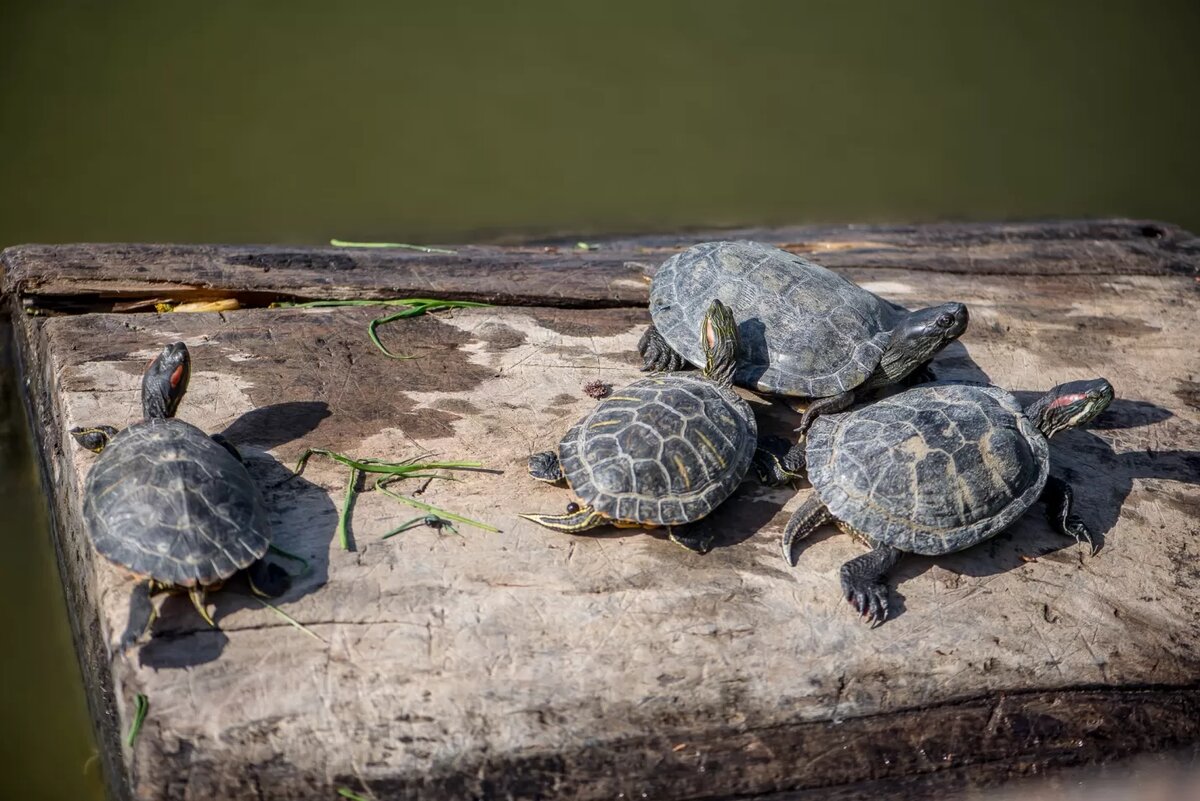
[877,302,969,384]
[1024,378,1114,439]
[142,342,191,420]
[701,298,738,388]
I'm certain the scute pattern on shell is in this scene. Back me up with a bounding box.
[805,383,1049,555]
[558,374,757,526]
[651,241,904,397]
[82,418,271,586]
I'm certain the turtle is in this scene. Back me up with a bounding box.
[520,298,791,553]
[780,378,1114,624]
[638,241,970,438]
[70,342,287,643]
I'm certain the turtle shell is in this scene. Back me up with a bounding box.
[81,417,271,586]
[805,383,1049,555]
[650,241,905,397]
[558,373,757,526]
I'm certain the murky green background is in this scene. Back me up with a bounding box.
[0,2,1197,798]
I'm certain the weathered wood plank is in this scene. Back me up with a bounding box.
[15,258,1200,799]
[3,219,1197,312]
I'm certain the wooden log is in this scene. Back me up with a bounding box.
[5,221,1200,800]
[3,219,1197,313]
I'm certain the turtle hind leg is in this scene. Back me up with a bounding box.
[667,525,715,555]
[70,426,119,453]
[247,559,291,598]
[638,324,688,373]
[839,543,902,626]
[528,451,565,483]
[781,495,833,565]
[115,581,158,653]
[796,390,855,436]
[752,435,805,485]
[188,587,215,627]
[1042,475,1098,555]
[520,505,607,533]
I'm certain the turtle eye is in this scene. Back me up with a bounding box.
[566,502,581,514]
[936,312,956,329]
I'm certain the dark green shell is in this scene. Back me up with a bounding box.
[805,383,1049,555]
[82,418,270,586]
[558,374,756,525]
[650,241,905,397]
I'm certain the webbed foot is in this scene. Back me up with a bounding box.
[1042,475,1099,555]
[638,325,688,373]
[668,525,714,554]
[838,544,902,626]
[116,581,158,653]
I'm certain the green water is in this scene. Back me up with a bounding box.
[0,2,1197,798]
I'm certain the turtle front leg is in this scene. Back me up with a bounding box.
[528,451,565,483]
[638,324,688,373]
[520,504,607,533]
[781,494,833,565]
[796,390,855,436]
[1042,475,1098,555]
[839,543,902,626]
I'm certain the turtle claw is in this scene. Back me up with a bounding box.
[637,325,688,373]
[1064,515,1098,555]
[845,583,890,626]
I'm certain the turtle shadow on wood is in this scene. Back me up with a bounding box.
[216,400,332,450]
[137,405,337,670]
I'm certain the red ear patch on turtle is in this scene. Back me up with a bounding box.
[170,364,186,389]
[705,319,717,349]
[1048,393,1085,410]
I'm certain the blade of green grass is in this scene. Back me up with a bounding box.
[268,543,312,577]
[330,239,457,255]
[337,466,360,550]
[380,515,430,540]
[125,694,148,747]
[267,297,489,357]
[337,789,372,801]
[296,447,483,476]
[255,598,326,644]
[376,481,499,532]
